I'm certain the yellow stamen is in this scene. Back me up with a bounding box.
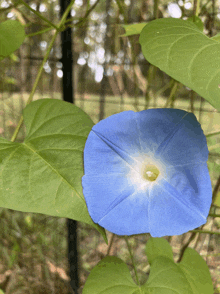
[143,164,160,181]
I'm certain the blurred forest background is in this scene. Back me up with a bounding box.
[0,0,220,293]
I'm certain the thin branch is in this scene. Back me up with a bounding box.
[189,229,220,235]
[177,232,197,263]
[19,0,58,30]
[124,236,140,286]
[212,175,220,204]
[11,0,76,142]
[74,0,101,28]
[106,233,115,256]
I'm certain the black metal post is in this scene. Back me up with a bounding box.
[59,0,79,293]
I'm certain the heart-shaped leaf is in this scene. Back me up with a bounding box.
[143,238,213,294]
[83,238,213,293]
[82,256,139,294]
[0,20,26,61]
[145,237,173,264]
[139,18,220,111]
[0,99,107,242]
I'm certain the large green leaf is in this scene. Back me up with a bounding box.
[145,237,173,264]
[139,18,220,111]
[83,238,213,293]
[121,17,203,37]
[143,238,213,294]
[0,99,107,242]
[82,256,139,294]
[0,20,26,61]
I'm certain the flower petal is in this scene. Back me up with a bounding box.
[82,108,212,237]
[83,111,143,176]
[136,108,209,165]
[148,162,212,237]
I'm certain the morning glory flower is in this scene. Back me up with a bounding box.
[82,108,212,237]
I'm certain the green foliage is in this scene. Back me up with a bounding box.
[83,238,213,294]
[121,17,203,37]
[0,99,107,242]
[187,16,204,31]
[211,32,220,42]
[121,22,148,36]
[144,238,213,294]
[145,237,173,264]
[0,20,26,61]
[82,255,139,294]
[0,4,218,291]
[139,18,220,111]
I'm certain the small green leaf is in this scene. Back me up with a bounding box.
[139,18,220,111]
[142,238,213,294]
[121,23,148,37]
[0,99,107,243]
[179,247,213,294]
[82,256,139,294]
[0,20,26,61]
[143,256,191,293]
[145,237,173,264]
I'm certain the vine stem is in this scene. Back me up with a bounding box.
[124,236,140,286]
[19,0,58,29]
[208,143,220,152]
[195,0,200,16]
[209,213,220,217]
[106,233,115,256]
[189,229,220,235]
[11,0,76,142]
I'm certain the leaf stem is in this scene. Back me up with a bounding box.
[106,233,115,255]
[189,229,220,235]
[19,0,58,30]
[26,26,53,37]
[11,0,76,142]
[206,130,220,138]
[124,236,140,286]
[209,213,220,217]
[208,143,220,152]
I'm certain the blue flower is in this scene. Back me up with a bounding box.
[82,109,212,237]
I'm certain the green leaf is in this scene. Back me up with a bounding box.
[139,18,220,111]
[187,16,204,32]
[145,237,173,264]
[121,23,148,37]
[142,238,213,294]
[0,99,107,243]
[179,247,214,294]
[82,256,139,294]
[211,32,220,42]
[0,20,26,61]
[83,238,213,294]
